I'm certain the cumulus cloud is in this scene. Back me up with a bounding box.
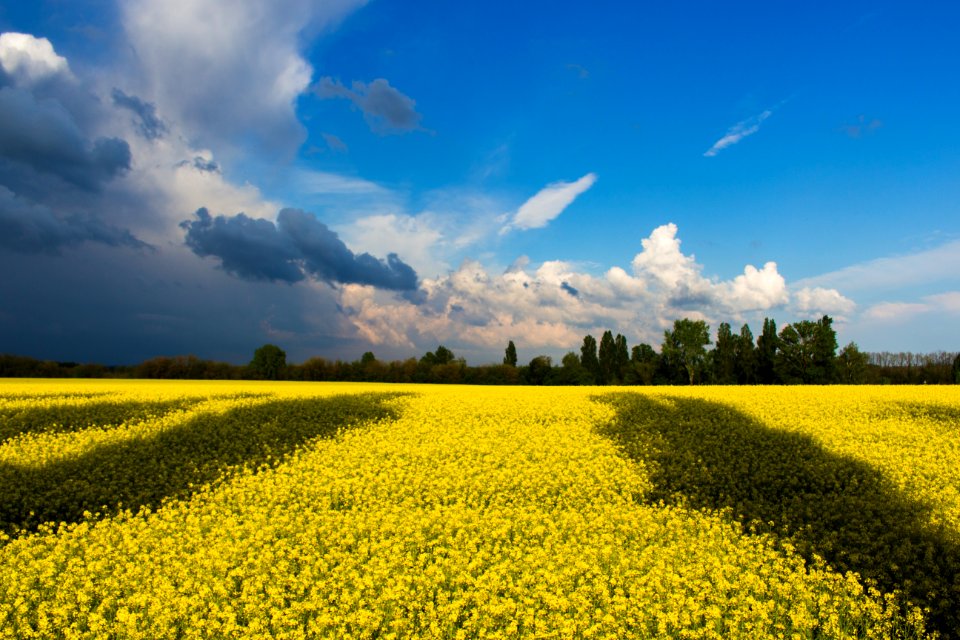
[336,222,813,357]
[181,207,419,291]
[0,185,149,254]
[0,33,71,84]
[315,77,423,134]
[792,286,856,319]
[121,0,365,152]
[502,173,597,233]
[704,109,772,157]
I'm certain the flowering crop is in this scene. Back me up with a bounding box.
[0,380,957,638]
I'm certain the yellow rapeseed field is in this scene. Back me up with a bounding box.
[0,379,958,639]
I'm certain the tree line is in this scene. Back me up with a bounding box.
[3,315,958,384]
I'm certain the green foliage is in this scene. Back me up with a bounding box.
[756,318,779,384]
[598,330,617,385]
[250,344,287,380]
[776,316,838,384]
[953,353,960,384]
[629,344,658,385]
[503,340,518,367]
[524,355,553,385]
[580,335,600,384]
[661,318,711,385]
[711,322,737,384]
[734,324,757,384]
[837,342,869,384]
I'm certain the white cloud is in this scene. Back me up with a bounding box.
[502,173,596,233]
[719,262,789,311]
[337,222,820,360]
[862,291,960,322]
[704,109,772,157]
[792,286,856,319]
[0,32,71,84]
[794,239,960,294]
[121,0,366,153]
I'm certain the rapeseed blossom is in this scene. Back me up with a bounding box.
[0,380,955,638]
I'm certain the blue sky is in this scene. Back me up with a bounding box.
[1,0,958,365]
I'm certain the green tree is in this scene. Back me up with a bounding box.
[734,323,757,384]
[525,355,553,385]
[503,340,518,367]
[580,334,600,384]
[433,345,455,365]
[837,342,869,384]
[630,343,658,385]
[812,315,839,383]
[661,318,711,385]
[615,334,630,383]
[598,330,617,384]
[557,352,594,385]
[756,317,779,384]
[711,322,737,384]
[953,353,960,384]
[776,321,819,384]
[250,344,286,380]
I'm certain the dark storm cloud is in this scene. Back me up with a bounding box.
[111,88,168,140]
[315,77,423,134]
[561,281,579,297]
[0,86,131,190]
[181,207,419,291]
[0,186,150,254]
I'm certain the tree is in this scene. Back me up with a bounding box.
[776,321,819,384]
[580,334,600,384]
[598,330,617,384]
[711,322,737,384]
[525,355,553,385]
[503,340,518,367]
[812,315,839,383]
[756,317,779,384]
[556,352,594,385]
[734,323,757,384]
[615,334,630,383]
[953,353,960,384]
[250,344,286,380]
[630,343,658,385]
[661,318,711,385]
[433,345,455,365]
[837,342,869,384]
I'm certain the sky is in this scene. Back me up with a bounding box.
[0,0,958,366]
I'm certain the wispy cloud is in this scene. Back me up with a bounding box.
[703,109,772,157]
[501,173,597,233]
[794,239,960,294]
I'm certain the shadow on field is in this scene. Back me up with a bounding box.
[596,393,960,639]
[0,397,213,443]
[0,393,402,537]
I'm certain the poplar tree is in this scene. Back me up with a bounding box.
[598,330,617,384]
[756,317,779,384]
[503,340,518,367]
[580,334,600,384]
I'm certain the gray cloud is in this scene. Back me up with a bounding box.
[181,207,419,291]
[561,281,579,297]
[315,77,423,134]
[0,185,149,254]
[111,88,168,140]
[0,86,131,190]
